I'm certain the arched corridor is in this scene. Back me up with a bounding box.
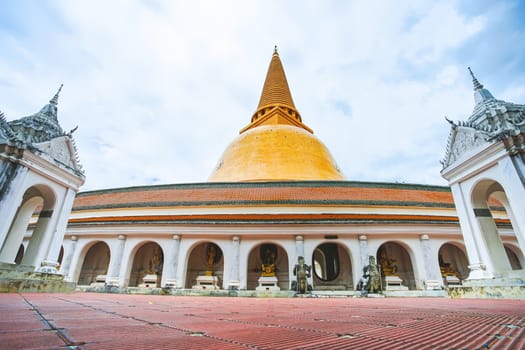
[312,242,352,290]
[0,185,57,266]
[438,243,469,285]
[185,242,223,289]
[129,242,164,287]
[247,243,289,290]
[504,245,523,270]
[471,179,522,274]
[78,242,110,285]
[377,242,415,290]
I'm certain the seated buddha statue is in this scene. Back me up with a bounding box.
[379,252,397,276]
[261,249,276,277]
[261,263,276,277]
[439,254,458,277]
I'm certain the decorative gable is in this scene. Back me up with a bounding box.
[441,124,490,168]
[33,135,84,176]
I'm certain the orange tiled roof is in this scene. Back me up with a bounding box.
[73,181,454,210]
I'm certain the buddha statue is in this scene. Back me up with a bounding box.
[261,248,276,277]
[379,251,397,276]
[206,244,217,276]
[439,254,459,277]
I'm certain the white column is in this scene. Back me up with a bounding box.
[295,235,304,260]
[498,157,525,254]
[228,236,241,290]
[162,235,181,288]
[358,235,368,270]
[0,166,29,245]
[420,235,443,290]
[22,213,53,269]
[106,235,126,286]
[43,188,77,269]
[450,183,492,279]
[357,235,368,287]
[61,236,78,281]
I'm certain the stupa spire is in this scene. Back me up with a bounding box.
[50,84,63,105]
[468,67,483,91]
[467,67,494,105]
[240,48,311,134]
[256,47,296,110]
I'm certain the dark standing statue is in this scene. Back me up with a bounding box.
[293,256,311,294]
[357,255,382,295]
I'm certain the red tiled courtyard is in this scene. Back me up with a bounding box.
[0,293,524,350]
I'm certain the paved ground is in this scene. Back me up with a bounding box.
[0,293,524,350]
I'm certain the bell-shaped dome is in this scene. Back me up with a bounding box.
[208,48,344,182]
[209,124,344,181]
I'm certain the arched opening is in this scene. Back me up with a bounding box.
[471,179,517,273]
[312,242,352,290]
[20,185,56,267]
[0,184,55,265]
[129,242,164,287]
[377,242,415,290]
[185,242,223,289]
[78,242,110,285]
[504,245,523,270]
[438,243,469,285]
[14,244,24,265]
[247,243,289,290]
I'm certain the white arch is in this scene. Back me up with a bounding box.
[0,196,42,263]
[123,240,165,287]
[76,241,111,285]
[377,240,417,290]
[183,240,225,289]
[470,178,513,273]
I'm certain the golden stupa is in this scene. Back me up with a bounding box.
[208,48,344,182]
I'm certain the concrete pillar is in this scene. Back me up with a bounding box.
[61,236,78,281]
[42,188,77,271]
[21,214,53,268]
[106,235,126,286]
[295,235,304,261]
[162,235,181,288]
[450,183,492,279]
[228,236,241,290]
[358,235,368,270]
[499,157,525,252]
[420,235,443,289]
[357,235,368,288]
[0,166,29,245]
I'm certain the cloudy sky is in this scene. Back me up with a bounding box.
[1,0,524,191]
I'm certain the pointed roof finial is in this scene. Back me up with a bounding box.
[468,67,483,91]
[50,84,63,105]
[256,47,295,110]
[274,45,278,54]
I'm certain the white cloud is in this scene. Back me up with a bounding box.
[0,0,523,191]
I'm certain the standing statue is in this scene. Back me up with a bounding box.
[147,247,162,274]
[357,255,381,295]
[292,256,312,294]
[206,244,217,276]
